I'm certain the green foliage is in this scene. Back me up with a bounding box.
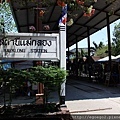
[0,66,68,106]
[95,45,108,57]
[92,22,120,57]
[111,22,120,55]
[31,66,67,84]
[99,42,104,48]
[0,2,17,33]
[92,41,107,57]
[0,68,33,106]
[81,49,86,57]
[93,41,98,50]
[31,66,68,103]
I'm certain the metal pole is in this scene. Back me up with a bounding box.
[106,13,112,72]
[76,36,78,78]
[87,27,91,80]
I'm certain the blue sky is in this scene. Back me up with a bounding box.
[69,19,120,50]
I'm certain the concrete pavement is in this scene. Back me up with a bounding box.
[65,78,120,114]
[49,78,120,114]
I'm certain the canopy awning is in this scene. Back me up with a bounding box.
[97,55,116,62]
[9,0,120,48]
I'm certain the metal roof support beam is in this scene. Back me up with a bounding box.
[106,13,112,73]
[87,27,91,81]
[75,36,78,78]
[67,1,119,46]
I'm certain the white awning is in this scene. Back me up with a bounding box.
[97,55,116,62]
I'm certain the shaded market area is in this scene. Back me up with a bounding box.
[0,0,120,119]
[67,55,120,87]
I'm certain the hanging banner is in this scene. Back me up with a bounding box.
[0,33,59,60]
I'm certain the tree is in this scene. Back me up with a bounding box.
[0,2,17,34]
[81,48,87,57]
[99,41,104,48]
[95,45,108,57]
[111,22,120,55]
[93,41,98,50]
[91,41,107,57]
[92,41,104,50]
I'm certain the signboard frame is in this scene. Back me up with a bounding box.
[0,33,59,61]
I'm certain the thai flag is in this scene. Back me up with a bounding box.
[59,4,67,26]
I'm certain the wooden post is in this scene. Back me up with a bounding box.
[34,0,44,104]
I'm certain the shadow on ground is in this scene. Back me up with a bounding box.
[49,77,120,102]
[1,77,120,104]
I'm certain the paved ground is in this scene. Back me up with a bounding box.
[1,78,120,115]
[50,78,120,114]
[66,79,120,114]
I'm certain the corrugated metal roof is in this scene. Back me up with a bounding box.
[9,0,120,48]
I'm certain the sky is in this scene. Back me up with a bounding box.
[69,19,120,50]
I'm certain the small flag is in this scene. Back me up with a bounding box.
[59,4,67,26]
